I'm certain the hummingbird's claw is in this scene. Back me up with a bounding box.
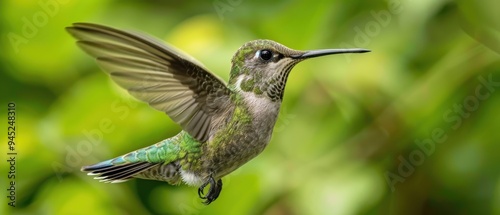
[198,179,210,201]
[198,186,206,199]
[197,176,223,204]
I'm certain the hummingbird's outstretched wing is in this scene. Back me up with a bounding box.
[67,23,230,142]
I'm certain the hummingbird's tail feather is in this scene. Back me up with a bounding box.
[81,135,187,183]
[82,160,159,183]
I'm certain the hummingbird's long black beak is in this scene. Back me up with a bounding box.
[291,48,370,59]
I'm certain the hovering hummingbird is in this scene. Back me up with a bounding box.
[67,23,369,204]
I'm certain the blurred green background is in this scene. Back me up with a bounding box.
[1,0,500,214]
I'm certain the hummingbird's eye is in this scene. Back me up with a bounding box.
[259,50,273,61]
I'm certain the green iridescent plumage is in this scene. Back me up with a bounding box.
[68,22,369,204]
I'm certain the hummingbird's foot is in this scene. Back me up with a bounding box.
[197,176,223,205]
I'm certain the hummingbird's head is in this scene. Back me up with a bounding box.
[229,39,369,101]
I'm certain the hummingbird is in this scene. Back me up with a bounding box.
[67,22,369,204]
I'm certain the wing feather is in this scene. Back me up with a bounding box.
[67,23,231,142]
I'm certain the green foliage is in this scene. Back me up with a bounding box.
[1,0,499,214]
